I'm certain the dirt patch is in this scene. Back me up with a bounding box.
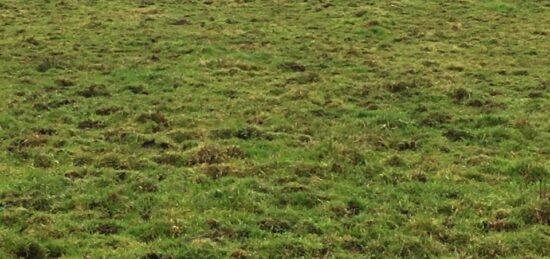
[187,144,246,166]
[385,155,405,167]
[78,84,111,98]
[65,170,87,180]
[7,134,48,152]
[78,120,106,129]
[511,70,528,76]
[528,91,543,98]
[55,79,75,87]
[154,153,184,167]
[446,64,465,72]
[96,107,120,116]
[279,62,306,72]
[521,199,550,225]
[141,253,166,259]
[386,81,416,93]
[135,181,158,193]
[203,219,237,241]
[126,85,149,95]
[225,146,247,159]
[211,126,269,140]
[230,249,249,259]
[281,182,309,193]
[342,239,366,253]
[187,145,228,165]
[137,111,170,131]
[169,130,202,143]
[293,163,326,177]
[170,18,191,25]
[450,87,471,102]
[98,155,129,170]
[346,200,363,216]
[443,129,472,141]
[481,219,518,232]
[412,172,428,182]
[33,155,54,168]
[32,127,57,136]
[24,37,40,46]
[48,99,74,109]
[201,164,243,179]
[94,223,120,235]
[420,112,452,127]
[15,243,48,259]
[394,141,417,151]
[36,58,65,72]
[34,99,75,111]
[287,72,320,84]
[142,139,172,149]
[258,218,292,233]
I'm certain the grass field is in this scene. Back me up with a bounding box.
[0,0,549,258]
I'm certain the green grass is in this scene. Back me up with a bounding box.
[0,0,549,258]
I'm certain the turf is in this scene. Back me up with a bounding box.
[0,0,549,258]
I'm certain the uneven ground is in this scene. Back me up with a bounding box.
[0,0,549,258]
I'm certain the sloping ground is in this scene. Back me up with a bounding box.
[0,0,548,258]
